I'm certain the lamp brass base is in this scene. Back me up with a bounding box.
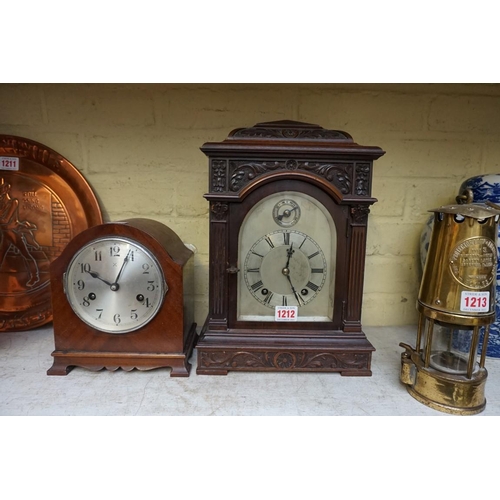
[400,343,487,415]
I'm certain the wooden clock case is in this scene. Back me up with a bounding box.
[47,218,197,377]
[196,120,385,376]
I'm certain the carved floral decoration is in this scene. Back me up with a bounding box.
[199,350,369,371]
[227,160,355,194]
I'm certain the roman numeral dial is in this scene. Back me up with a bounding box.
[243,229,327,309]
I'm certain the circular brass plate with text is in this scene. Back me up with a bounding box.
[449,236,497,290]
[0,135,102,331]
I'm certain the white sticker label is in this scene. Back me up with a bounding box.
[275,305,298,321]
[460,291,490,312]
[0,157,19,171]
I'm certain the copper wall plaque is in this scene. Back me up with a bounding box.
[0,135,102,332]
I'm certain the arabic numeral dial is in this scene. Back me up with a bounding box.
[65,237,168,334]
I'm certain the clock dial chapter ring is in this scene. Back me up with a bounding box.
[64,237,167,334]
[243,230,327,309]
[272,199,301,227]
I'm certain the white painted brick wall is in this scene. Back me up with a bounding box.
[1,83,499,326]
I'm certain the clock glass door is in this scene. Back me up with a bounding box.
[237,191,336,322]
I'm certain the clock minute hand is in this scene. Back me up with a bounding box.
[113,250,132,286]
[284,272,304,307]
[277,206,298,221]
[282,244,303,307]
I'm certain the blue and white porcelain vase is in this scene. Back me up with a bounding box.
[420,173,500,358]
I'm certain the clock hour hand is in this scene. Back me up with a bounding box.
[85,269,113,287]
[284,243,294,269]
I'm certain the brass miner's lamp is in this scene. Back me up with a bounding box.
[400,203,500,415]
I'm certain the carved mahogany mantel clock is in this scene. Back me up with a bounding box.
[48,218,197,376]
[196,120,385,376]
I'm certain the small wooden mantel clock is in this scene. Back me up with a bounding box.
[47,218,197,376]
[196,120,385,376]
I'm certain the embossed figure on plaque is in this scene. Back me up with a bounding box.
[0,178,47,288]
[0,135,102,332]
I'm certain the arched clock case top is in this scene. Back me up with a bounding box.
[47,218,197,377]
[197,120,385,376]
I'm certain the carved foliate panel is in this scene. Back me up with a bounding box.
[198,349,371,372]
[355,163,371,196]
[210,201,229,221]
[229,121,353,141]
[224,159,355,194]
[350,205,371,225]
[210,160,228,193]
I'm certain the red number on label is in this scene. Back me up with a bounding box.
[464,296,487,308]
[2,159,15,167]
[277,308,296,319]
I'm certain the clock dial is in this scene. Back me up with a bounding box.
[244,229,327,308]
[238,191,336,322]
[272,199,301,227]
[64,237,167,334]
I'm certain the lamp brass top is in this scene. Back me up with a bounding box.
[419,204,500,324]
[428,203,500,219]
